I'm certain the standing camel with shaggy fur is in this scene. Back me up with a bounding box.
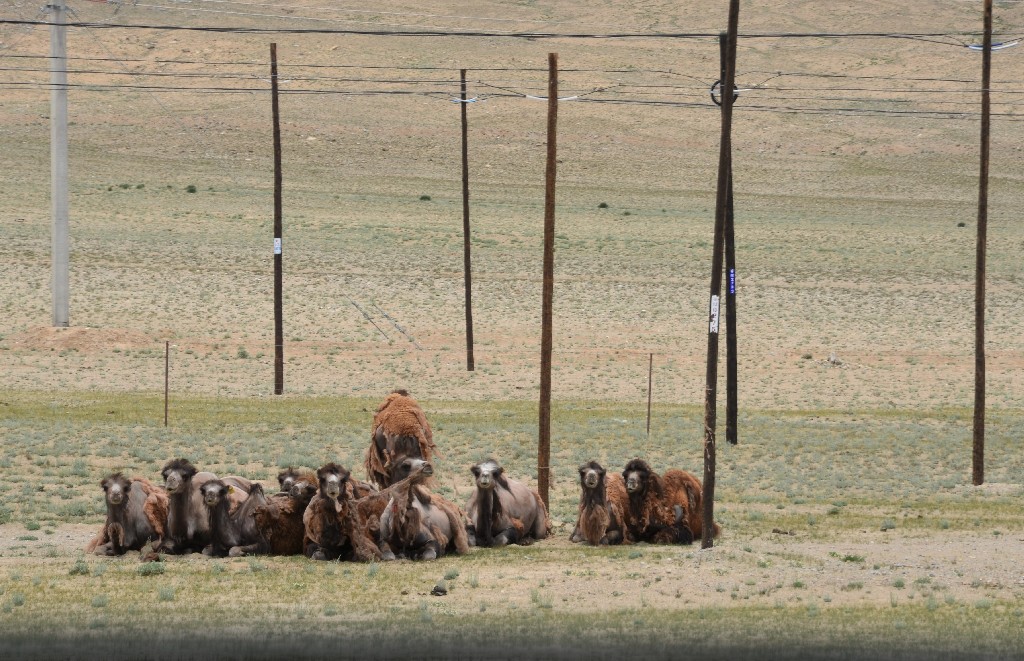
[464,459,549,547]
[160,458,252,554]
[365,389,439,488]
[621,458,719,544]
[302,463,381,562]
[86,473,169,556]
[379,459,469,561]
[570,461,630,546]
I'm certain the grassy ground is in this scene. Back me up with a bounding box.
[1,391,1023,658]
[1,390,1023,529]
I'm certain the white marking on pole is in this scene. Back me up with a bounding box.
[709,295,720,334]
[274,237,282,255]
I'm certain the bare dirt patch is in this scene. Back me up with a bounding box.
[9,327,155,352]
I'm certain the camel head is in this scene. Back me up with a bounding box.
[278,467,315,494]
[200,480,233,509]
[289,480,317,504]
[471,459,505,491]
[390,456,433,485]
[317,463,351,500]
[623,458,655,496]
[161,458,198,495]
[579,460,606,491]
[101,473,132,507]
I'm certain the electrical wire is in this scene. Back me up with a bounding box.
[3,19,1020,41]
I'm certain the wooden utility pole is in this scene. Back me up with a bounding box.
[460,69,476,372]
[702,2,739,549]
[271,43,284,395]
[538,53,559,509]
[973,0,993,485]
[721,36,739,446]
[50,0,69,328]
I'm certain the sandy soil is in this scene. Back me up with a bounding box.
[3,521,1021,614]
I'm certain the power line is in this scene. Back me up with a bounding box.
[2,79,1021,120]
[2,19,1019,41]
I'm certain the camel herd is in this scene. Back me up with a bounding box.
[87,390,720,560]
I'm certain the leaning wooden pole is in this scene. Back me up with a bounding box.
[460,69,476,372]
[271,43,284,395]
[702,3,739,549]
[538,53,559,509]
[722,35,739,446]
[973,0,993,485]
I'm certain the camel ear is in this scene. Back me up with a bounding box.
[493,465,504,477]
[471,465,481,478]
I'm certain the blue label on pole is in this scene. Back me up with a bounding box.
[729,268,736,295]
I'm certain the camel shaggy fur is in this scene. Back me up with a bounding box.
[365,389,439,488]
[465,459,549,547]
[248,481,318,556]
[379,458,469,560]
[569,461,630,546]
[621,458,719,544]
[302,463,381,562]
[86,474,169,556]
[201,481,268,557]
[159,458,252,554]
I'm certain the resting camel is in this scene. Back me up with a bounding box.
[249,481,318,556]
[464,459,549,547]
[379,458,469,561]
[201,480,268,557]
[302,463,381,562]
[86,473,169,556]
[569,460,630,546]
[159,458,252,554]
[365,389,439,488]
[621,458,719,544]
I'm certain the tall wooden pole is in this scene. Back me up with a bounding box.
[271,43,284,395]
[538,53,558,509]
[973,0,993,485]
[164,341,170,427]
[646,353,654,437]
[50,0,69,328]
[702,3,739,549]
[722,37,739,446]
[460,69,476,372]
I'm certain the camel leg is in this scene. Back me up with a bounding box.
[668,505,694,544]
[411,530,440,560]
[493,518,526,546]
[228,542,263,557]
